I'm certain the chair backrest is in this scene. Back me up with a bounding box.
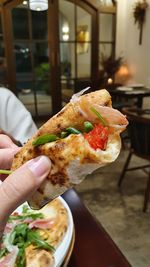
[123,108,150,160]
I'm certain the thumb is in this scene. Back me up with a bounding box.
[0,156,51,227]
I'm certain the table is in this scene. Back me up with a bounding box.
[107,87,150,108]
[122,107,150,124]
[62,189,132,267]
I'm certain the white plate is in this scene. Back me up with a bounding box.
[127,83,144,88]
[15,196,74,267]
[54,197,74,267]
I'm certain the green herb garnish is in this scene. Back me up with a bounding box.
[66,127,81,135]
[32,134,59,147]
[90,107,107,126]
[60,131,69,138]
[0,169,12,175]
[8,204,44,222]
[5,222,55,267]
[84,121,94,133]
[8,212,44,223]
[27,230,55,252]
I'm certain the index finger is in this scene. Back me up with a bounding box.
[0,147,20,170]
[0,134,19,149]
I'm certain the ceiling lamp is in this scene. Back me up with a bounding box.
[29,0,48,11]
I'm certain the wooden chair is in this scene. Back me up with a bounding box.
[118,108,150,212]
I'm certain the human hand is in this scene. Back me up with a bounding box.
[0,135,51,237]
[0,134,20,173]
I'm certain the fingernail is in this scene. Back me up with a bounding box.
[26,156,51,179]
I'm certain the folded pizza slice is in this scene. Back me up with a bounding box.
[11,88,128,209]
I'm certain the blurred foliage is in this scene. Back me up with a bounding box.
[133,0,148,28]
[100,54,123,77]
[35,63,50,94]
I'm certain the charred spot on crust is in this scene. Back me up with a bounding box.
[58,156,64,161]
[50,172,68,186]
[56,123,61,129]
[22,156,26,161]
[28,148,33,154]
[14,153,19,159]
[37,187,44,194]
[103,100,111,106]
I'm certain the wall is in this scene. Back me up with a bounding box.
[116,0,150,86]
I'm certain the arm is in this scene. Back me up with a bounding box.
[0,87,37,144]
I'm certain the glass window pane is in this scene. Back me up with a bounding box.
[59,0,75,41]
[77,43,91,78]
[35,79,51,95]
[12,7,29,39]
[32,10,48,39]
[18,82,36,115]
[17,80,33,93]
[33,42,49,68]
[60,43,75,78]
[99,43,113,70]
[99,14,114,42]
[77,6,91,41]
[61,78,74,91]
[14,43,32,73]
[35,81,52,116]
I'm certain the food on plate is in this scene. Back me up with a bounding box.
[11,88,128,209]
[0,198,68,267]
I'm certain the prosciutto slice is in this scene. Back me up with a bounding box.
[0,246,18,267]
[29,218,54,229]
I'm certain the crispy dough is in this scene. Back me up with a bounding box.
[11,89,121,209]
[25,247,55,267]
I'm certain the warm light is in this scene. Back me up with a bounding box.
[23,0,28,5]
[115,64,132,85]
[108,78,113,84]
[62,25,69,33]
[29,0,48,11]
[62,33,69,41]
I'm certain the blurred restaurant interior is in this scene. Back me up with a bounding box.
[0,0,150,266]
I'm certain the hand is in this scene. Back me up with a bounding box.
[0,129,22,146]
[0,135,51,237]
[0,134,20,172]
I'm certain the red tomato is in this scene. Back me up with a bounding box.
[84,123,109,150]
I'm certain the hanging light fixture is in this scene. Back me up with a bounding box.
[29,0,48,11]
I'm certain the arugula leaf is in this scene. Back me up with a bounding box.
[16,246,26,267]
[14,224,28,239]
[27,230,55,252]
[22,205,29,214]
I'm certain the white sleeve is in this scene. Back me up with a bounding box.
[0,88,37,144]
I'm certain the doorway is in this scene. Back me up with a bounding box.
[2,0,116,119]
